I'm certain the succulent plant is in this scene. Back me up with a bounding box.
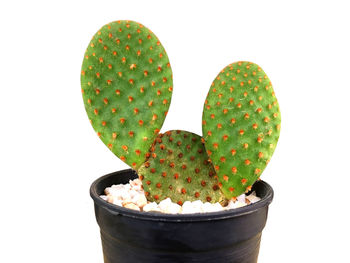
[202,61,281,198]
[81,20,281,205]
[138,130,225,204]
[81,20,173,169]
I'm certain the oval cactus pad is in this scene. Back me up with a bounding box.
[81,20,173,169]
[138,130,225,204]
[202,61,281,198]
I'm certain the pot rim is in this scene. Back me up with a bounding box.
[90,169,274,222]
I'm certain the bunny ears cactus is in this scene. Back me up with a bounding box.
[81,20,173,169]
[138,130,225,204]
[81,20,281,204]
[202,61,281,198]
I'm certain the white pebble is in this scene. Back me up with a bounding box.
[113,200,123,206]
[158,198,172,211]
[133,184,142,191]
[225,200,236,210]
[107,195,114,203]
[226,200,247,209]
[160,204,178,214]
[192,200,204,210]
[134,194,147,208]
[107,195,123,206]
[111,184,125,190]
[202,202,222,212]
[120,190,131,202]
[158,198,181,214]
[104,187,114,195]
[246,192,261,203]
[143,202,161,212]
[237,193,246,203]
[123,203,140,211]
[235,201,247,208]
[165,203,182,214]
[129,179,142,191]
[212,202,225,212]
[182,201,201,214]
[128,189,139,198]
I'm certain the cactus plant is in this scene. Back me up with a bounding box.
[81,20,173,169]
[81,20,281,206]
[138,130,225,204]
[202,61,281,198]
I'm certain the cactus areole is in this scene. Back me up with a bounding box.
[81,20,173,170]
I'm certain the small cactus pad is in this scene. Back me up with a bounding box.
[81,20,173,169]
[202,61,281,198]
[137,130,225,204]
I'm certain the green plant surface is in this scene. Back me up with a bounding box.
[81,20,173,169]
[138,130,225,204]
[202,61,281,198]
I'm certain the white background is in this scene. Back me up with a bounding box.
[1,0,349,262]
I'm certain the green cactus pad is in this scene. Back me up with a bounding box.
[81,20,173,169]
[137,130,226,204]
[202,61,281,198]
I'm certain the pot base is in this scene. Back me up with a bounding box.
[101,230,261,263]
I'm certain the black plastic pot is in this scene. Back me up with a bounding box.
[90,169,274,263]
